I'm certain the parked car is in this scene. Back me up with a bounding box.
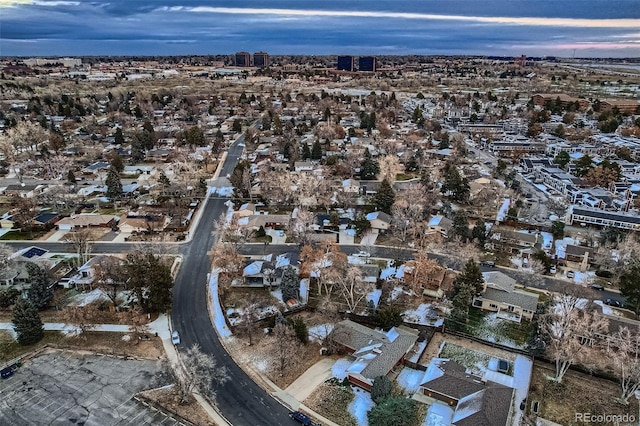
[1,367,14,379]
[171,330,180,345]
[590,284,604,291]
[289,411,318,426]
[604,298,622,308]
[549,265,557,274]
[480,261,496,267]
[566,271,575,278]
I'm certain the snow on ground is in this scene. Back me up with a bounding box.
[407,340,428,363]
[423,402,453,426]
[396,367,424,395]
[308,324,333,344]
[403,303,442,326]
[594,300,614,315]
[388,286,405,302]
[300,278,309,304]
[554,237,577,259]
[348,386,375,426]
[331,358,352,380]
[540,232,553,251]
[570,270,595,285]
[208,269,232,338]
[366,289,382,308]
[511,355,534,426]
[510,257,523,268]
[270,288,285,305]
[212,186,233,197]
[69,288,110,307]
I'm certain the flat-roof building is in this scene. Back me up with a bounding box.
[337,55,354,72]
[253,52,269,68]
[358,56,376,72]
[235,51,251,67]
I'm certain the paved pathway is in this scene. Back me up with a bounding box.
[285,358,335,402]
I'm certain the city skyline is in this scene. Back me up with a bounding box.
[1,0,640,58]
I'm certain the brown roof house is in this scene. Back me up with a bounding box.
[366,211,392,233]
[415,358,515,426]
[472,271,539,322]
[488,228,539,255]
[56,214,116,230]
[328,319,419,391]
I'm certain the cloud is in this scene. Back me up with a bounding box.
[175,6,640,29]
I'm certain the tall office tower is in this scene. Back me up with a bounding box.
[253,52,269,68]
[358,56,376,72]
[337,55,354,72]
[235,51,251,67]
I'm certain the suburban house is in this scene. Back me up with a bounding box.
[240,214,291,230]
[238,252,299,288]
[489,229,539,255]
[472,271,539,322]
[56,214,116,230]
[427,215,453,238]
[118,213,168,233]
[404,260,453,299]
[33,212,60,228]
[329,319,419,391]
[561,244,596,271]
[567,206,640,231]
[64,255,114,290]
[415,358,514,426]
[3,184,43,198]
[235,203,256,218]
[366,211,392,232]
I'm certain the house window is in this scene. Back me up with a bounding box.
[489,303,498,309]
[507,305,515,312]
[473,300,482,307]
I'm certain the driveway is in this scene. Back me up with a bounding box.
[285,358,335,402]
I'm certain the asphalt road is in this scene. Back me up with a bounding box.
[170,132,296,426]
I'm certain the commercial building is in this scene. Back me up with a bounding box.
[253,52,269,68]
[337,55,354,72]
[235,51,251,67]
[358,56,376,72]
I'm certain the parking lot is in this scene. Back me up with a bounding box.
[0,349,187,426]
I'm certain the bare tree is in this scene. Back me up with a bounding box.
[392,198,423,243]
[61,305,99,338]
[237,293,261,346]
[607,326,640,404]
[404,251,443,296]
[289,208,315,246]
[269,323,300,376]
[63,229,94,266]
[174,344,229,404]
[335,266,374,312]
[378,154,402,184]
[91,256,127,309]
[127,308,151,344]
[540,294,609,383]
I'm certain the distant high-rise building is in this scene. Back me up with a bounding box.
[235,51,251,67]
[358,56,376,72]
[253,51,269,68]
[337,55,354,72]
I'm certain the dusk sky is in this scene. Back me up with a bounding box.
[1,0,639,57]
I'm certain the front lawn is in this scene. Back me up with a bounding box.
[0,230,48,240]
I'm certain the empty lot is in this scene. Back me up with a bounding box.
[0,349,187,426]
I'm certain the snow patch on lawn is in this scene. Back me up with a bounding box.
[348,386,374,426]
[424,402,454,426]
[396,367,424,395]
[388,286,405,301]
[331,358,352,380]
[208,269,232,338]
[212,186,233,197]
[300,278,309,304]
[68,288,110,307]
[366,289,382,308]
[403,303,443,326]
[308,324,333,344]
[470,313,525,349]
[270,288,285,305]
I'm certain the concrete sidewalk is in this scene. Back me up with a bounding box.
[285,358,335,402]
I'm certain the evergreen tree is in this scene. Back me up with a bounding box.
[108,151,124,172]
[554,151,570,169]
[371,376,392,403]
[619,264,640,318]
[280,266,300,303]
[374,178,396,214]
[114,127,125,145]
[67,169,76,184]
[12,298,44,345]
[301,143,311,160]
[452,210,470,242]
[125,251,173,313]
[458,259,485,295]
[26,263,53,310]
[290,317,308,345]
[360,150,379,180]
[441,164,470,203]
[185,126,205,146]
[311,140,323,160]
[471,222,487,247]
[368,396,417,426]
[105,166,123,200]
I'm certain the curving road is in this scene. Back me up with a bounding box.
[170,133,296,426]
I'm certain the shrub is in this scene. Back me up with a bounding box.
[0,288,20,308]
[290,317,308,345]
[595,270,613,278]
[368,396,417,426]
[376,305,403,330]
